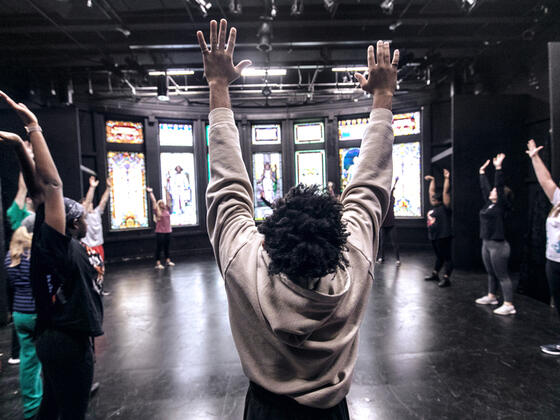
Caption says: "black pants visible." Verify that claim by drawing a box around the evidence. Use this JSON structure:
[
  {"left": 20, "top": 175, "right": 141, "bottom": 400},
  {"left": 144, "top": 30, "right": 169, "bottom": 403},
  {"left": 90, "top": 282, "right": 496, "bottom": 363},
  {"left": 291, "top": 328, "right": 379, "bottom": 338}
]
[
  {"left": 379, "top": 226, "right": 400, "bottom": 260},
  {"left": 546, "top": 259, "right": 560, "bottom": 319},
  {"left": 244, "top": 382, "right": 350, "bottom": 420},
  {"left": 11, "top": 323, "right": 20, "bottom": 358},
  {"left": 431, "top": 237, "right": 453, "bottom": 277},
  {"left": 36, "top": 329, "right": 94, "bottom": 420},
  {"left": 155, "top": 232, "right": 171, "bottom": 262},
  {"left": 482, "top": 240, "right": 513, "bottom": 302}
]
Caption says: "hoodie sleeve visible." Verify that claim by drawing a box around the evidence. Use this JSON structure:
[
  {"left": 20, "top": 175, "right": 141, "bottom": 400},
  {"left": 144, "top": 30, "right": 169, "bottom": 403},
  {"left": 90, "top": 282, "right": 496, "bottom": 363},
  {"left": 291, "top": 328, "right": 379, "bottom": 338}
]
[
  {"left": 206, "top": 108, "right": 257, "bottom": 276},
  {"left": 340, "top": 108, "right": 394, "bottom": 262}
]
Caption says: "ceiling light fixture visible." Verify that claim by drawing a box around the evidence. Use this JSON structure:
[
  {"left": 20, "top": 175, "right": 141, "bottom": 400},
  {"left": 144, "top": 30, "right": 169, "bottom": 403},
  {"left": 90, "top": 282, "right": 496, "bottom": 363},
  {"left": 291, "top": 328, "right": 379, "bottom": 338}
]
[
  {"left": 323, "top": 0, "right": 338, "bottom": 16},
  {"left": 242, "top": 68, "right": 287, "bottom": 77},
  {"left": 190, "top": 0, "right": 212, "bottom": 17},
  {"left": 460, "top": 0, "right": 477, "bottom": 12},
  {"left": 389, "top": 20, "right": 402, "bottom": 31},
  {"left": 380, "top": 0, "right": 394, "bottom": 15},
  {"left": 290, "top": 0, "right": 303, "bottom": 16},
  {"left": 157, "top": 76, "right": 170, "bottom": 101},
  {"left": 149, "top": 70, "right": 195, "bottom": 76},
  {"left": 229, "top": 0, "right": 242, "bottom": 15},
  {"left": 257, "top": 21, "right": 273, "bottom": 53},
  {"left": 332, "top": 66, "right": 368, "bottom": 72}
]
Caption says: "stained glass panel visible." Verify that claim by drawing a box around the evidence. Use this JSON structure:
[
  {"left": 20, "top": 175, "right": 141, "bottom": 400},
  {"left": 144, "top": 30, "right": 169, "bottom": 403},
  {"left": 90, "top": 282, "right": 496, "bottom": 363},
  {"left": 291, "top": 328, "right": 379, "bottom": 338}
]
[
  {"left": 392, "top": 142, "right": 422, "bottom": 217},
  {"left": 106, "top": 120, "right": 144, "bottom": 144},
  {"left": 338, "top": 111, "right": 421, "bottom": 140},
  {"left": 107, "top": 151, "right": 148, "bottom": 230},
  {"left": 393, "top": 112, "right": 421, "bottom": 136},
  {"left": 339, "top": 147, "right": 361, "bottom": 191},
  {"left": 295, "top": 150, "right": 326, "bottom": 187},
  {"left": 160, "top": 153, "right": 197, "bottom": 226},
  {"left": 159, "top": 123, "right": 193, "bottom": 146},
  {"left": 252, "top": 123, "right": 281, "bottom": 145},
  {"left": 294, "top": 122, "right": 324, "bottom": 144},
  {"left": 253, "top": 153, "right": 283, "bottom": 220},
  {"left": 338, "top": 118, "right": 369, "bottom": 141}
]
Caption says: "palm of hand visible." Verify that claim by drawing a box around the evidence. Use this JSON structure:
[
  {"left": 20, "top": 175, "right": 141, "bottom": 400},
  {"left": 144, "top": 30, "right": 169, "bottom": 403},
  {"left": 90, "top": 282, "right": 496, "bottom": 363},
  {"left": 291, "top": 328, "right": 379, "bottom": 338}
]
[{"left": 203, "top": 52, "right": 240, "bottom": 85}]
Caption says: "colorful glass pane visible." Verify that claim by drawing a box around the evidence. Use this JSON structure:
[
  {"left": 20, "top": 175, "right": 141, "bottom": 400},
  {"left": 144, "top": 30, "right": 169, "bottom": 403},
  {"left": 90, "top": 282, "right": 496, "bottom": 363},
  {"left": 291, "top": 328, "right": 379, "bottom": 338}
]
[
  {"left": 392, "top": 142, "right": 422, "bottom": 217},
  {"left": 160, "top": 153, "right": 197, "bottom": 226},
  {"left": 294, "top": 122, "right": 324, "bottom": 144},
  {"left": 393, "top": 112, "right": 421, "bottom": 136},
  {"left": 339, "top": 148, "right": 361, "bottom": 191},
  {"left": 107, "top": 151, "right": 148, "bottom": 229},
  {"left": 252, "top": 124, "right": 281, "bottom": 145},
  {"left": 338, "top": 111, "right": 421, "bottom": 140},
  {"left": 338, "top": 118, "right": 369, "bottom": 141},
  {"left": 253, "top": 153, "right": 283, "bottom": 220},
  {"left": 106, "top": 120, "right": 144, "bottom": 144},
  {"left": 295, "top": 150, "right": 326, "bottom": 187},
  {"left": 159, "top": 123, "right": 193, "bottom": 146}
]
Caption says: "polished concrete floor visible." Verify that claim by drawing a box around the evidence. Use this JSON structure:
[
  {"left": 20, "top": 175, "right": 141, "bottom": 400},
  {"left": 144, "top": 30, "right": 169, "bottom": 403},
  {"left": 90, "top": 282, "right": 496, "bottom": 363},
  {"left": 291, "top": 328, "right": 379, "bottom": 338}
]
[{"left": 1, "top": 249, "right": 560, "bottom": 419}]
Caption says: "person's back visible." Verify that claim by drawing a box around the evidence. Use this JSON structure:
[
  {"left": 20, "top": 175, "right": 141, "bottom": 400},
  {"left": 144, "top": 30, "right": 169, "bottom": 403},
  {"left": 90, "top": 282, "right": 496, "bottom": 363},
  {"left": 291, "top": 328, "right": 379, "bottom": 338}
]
[{"left": 199, "top": 19, "right": 399, "bottom": 417}]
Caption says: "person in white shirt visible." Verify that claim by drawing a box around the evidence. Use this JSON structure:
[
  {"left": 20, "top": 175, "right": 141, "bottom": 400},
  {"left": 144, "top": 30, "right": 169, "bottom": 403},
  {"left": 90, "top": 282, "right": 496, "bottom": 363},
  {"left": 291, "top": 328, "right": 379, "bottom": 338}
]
[
  {"left": 526, "top": 139, "right": 560, "bottom": 355},
  {"left": 80, "top": 176, "right": 111, "bottom": 261}
]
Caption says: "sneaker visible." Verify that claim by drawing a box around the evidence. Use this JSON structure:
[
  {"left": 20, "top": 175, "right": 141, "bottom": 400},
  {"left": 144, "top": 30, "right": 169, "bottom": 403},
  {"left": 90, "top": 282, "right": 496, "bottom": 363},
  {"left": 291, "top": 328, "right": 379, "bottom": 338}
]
[
  {"left": 475, "top": 295, "right": 498, "bottom": 305},
  {"left": 493, "top": 304, "right": 516, "bottom": 316},
  {"left": 424, "top": 274, "right": 439, "bottom": 281},
  {"left": 438, "top": 277, "right": 451, "bottom": 288},
  {"left": 166, "top": 261, "right": 175, "bottom": 267},
  {"left": 376, "top": 258, "right": 384, "bottom": 264},
  {"left": 155, "top": 263, "right": 164, "bottom": 270},
  {"left": 396, "top": 260, "right": 401, "bottom": 267},
  {"left": 8, "top": 358, "right": 20, "bottom": 365},
  {"left": 90, "top": 382, "right": 100, "bottom": 396},
  {"left": 540, "top": 344, "right": 560, "bottom": 356}
]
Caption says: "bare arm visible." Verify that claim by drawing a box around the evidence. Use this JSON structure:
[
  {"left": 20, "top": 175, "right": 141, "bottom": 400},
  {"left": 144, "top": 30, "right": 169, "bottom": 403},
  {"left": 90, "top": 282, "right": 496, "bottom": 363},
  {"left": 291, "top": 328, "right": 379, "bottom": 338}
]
[
  {"left": 14, "top": 173, "right": 28, "bottom": 209},
  {"left": 0, "top": 92, "right": 65, "bottom": 234},
  {"left": 83, "top": 176, "right": 98, "bottom": 211},
  {"left": 442, "top": 169, "right": 451, "bottom": 208},
  {"left": 147, "top": 188, "right": 161, "bottom": 218},
  {"left": 425, "top": 175, "right": 437, "bottom": 206},
  {"left": 96, "top": 178, "right": 112, "bottom": 212},
  {"left": 526, "top": 139, "right": 557, "bottom": 201}
]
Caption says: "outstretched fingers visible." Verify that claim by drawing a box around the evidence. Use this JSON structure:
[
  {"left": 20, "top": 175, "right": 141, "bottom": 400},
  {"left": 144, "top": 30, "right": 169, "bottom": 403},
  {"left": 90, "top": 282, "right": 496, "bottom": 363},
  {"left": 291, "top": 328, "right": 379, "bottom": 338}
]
[
  {"left": 376, "top": 41, "right": 384, "bottom": 65},
  {"left": 218, "top": 19, "right": 227, "bottom": 50},
  {"left": 226, "top": 27, "right": 237, "bottom": 55},
  {"left": 0, "top": 90, "right": 19, "bottom": 109},
  {"left": 234, "top": 59, "right": 252, "bottom": 75},
  {"left": 367, "top": 45, "right": 375, "bottom": 68},
  {"left": 392, "top": 49, "right": 400, "bottom": 67},
  {"left": 197, "top": 31, "right": 209, "bottom": 54},
  {"left": 354, "top": 72, "right": 366, "bottom": 86},
  {"left": 209, "top": 20, "right": 218, "bottom": 51}
]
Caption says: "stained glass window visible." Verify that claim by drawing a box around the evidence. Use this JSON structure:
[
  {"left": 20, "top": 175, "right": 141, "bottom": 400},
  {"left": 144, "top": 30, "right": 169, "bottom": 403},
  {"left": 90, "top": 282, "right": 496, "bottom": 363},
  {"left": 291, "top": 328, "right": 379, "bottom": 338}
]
[
  {"left": 339, "top": 147, "right": 361, "bottom": 191},
  {"left": 392, "top": 142, "right": 422, "bottom": 217},
  {"left": 160, "top": 153, "right": 197, "bottom": 226},
  {"left": 159, "top": 123, "right": 193, "bottom": 146},
  {"left": 338, "top": 118, "right": 369, "bottom": 141},
  {"left": 252, "top": 124, "right": 281, "bottom": 145},
  {"left": 253, "top": 153, "right": 283, "bottom": 220},
  {"left": 106, "top": 120, "right": 144, "bottom": 144},
  {"left": 107, "top": 151, "right": 148, "bottom": 230},
  {"left": 294, "top": 122, "right": 324, "bottom": 144},
  {"left": 393, "top": 112, "right": 421, "bottom": 136},
  {"left": 295, "top": 150, "right": 326, "bottom": 187},
  {"left": 339, "top": 143, "right": 422, "bottom": 217}
]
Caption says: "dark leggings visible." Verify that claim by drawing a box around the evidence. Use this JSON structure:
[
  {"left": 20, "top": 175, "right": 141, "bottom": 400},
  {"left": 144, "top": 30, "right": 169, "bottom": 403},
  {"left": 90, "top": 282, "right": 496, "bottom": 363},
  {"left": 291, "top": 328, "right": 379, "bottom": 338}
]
[
  {"left": 244, "top": 382, "right": 350, "bottom": 420},
  {"left": 546, "top": 259, "right": 560, "bottom": 319},
  {"left": 36, "top": 329, "right": 94, "bottom": 420},
  {"left": 379, "top": 226, "right": 400, "bottom": 260},
  {"left": 11, "top": 323, "right": 20, "bottom": 359},
  {"left": 481, "top": 239, "right": 513, "bottom": 302},
  {"left": 155, "top": 232, "right": 171, "bottom": 262},
  {"left": 432, "top": 237, "right": 453, "bottom": 277}
]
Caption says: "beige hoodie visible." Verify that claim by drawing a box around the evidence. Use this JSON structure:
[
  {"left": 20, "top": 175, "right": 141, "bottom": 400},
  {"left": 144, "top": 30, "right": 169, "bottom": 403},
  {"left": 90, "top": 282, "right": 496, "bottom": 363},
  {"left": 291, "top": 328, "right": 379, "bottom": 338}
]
[{"left": 206, "top": 106, "right": 393, "bottom": 409}]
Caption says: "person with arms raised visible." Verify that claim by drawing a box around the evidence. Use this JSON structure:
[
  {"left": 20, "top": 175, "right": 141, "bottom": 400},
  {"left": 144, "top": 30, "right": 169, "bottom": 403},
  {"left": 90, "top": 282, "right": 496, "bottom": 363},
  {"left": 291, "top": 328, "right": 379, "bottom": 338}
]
[{"left": 199, "top": 19, "right": 398, "bottom": 418}]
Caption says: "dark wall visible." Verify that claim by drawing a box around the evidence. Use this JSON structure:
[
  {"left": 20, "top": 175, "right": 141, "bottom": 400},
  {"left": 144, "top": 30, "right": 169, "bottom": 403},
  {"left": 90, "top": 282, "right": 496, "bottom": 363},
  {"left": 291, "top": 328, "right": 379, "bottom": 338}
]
[
  {"left": 452, "top": 95, "right": 529, "bottom": 270},
  {"left": 0, "top": 181, "right": 6, "bottom": 325}
]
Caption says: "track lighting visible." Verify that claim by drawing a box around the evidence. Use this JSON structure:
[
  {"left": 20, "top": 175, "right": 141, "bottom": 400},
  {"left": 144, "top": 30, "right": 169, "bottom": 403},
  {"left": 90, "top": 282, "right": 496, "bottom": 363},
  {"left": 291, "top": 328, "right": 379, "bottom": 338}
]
[
  {"left": 157, "top": 76, "right": 169, "bottom": 101},
  {"left": 257, "top": 21, "right": 273, "bottom": 53},
  {"left": 229, "top": 0, "right": 242, "bottom": 15},
  {"left": 380, "top": 0, "right": 394, "bottom": 15},
  {"left": 291, "top": 0, "right": 303, "bottom": 16},
  {"left": 323, "top": 0, "right": 337, "bottom": 16}
]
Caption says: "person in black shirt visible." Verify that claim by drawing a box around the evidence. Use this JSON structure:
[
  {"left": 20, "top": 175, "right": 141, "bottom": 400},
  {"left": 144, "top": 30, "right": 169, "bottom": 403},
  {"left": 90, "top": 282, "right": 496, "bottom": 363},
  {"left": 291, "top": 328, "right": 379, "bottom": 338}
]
[
  {"left": 475, "top": 154, "right": 516, "bottom": 316},
  {"left": 0, "top": 91, "right": 103, "bottom": 420},
  {"left": 377, "top": 177, "right": 401, "bottom": 266},
  {"left": 424, "top": 169, "right": 453, "bottom": 287}
]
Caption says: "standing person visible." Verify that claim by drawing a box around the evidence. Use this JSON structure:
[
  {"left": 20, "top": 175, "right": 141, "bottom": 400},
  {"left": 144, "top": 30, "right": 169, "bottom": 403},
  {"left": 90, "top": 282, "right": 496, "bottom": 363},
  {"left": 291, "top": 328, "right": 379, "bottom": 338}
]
[
  {"left": 5, "top": 226, "right": 43, "bottom": 419},
  {"left": 377, "top": 176, "right": 401, "bottom": 266},
  {"left": 526, "top": 139, "right": 560, "bottom": 354},
  {"left": 81, "top": 176, "right": 111, "bottom": 261},
  {"left": 199, "top": 19, "right": 398, "bottom": 418},
  {"left": 475, "top": 154, "right": 516, "bottom": 315},
  {"left": 7, "top": 172, "right": 35, "bottom": 231},
  {"left": 147, "top": 187, "right": 174, "bottom": 269},
  {"left": 424, "top": 169, "right": 453, "bottom": 287},
  {"left": 0, "top": 91, "right": 103, "bottom": 420}
]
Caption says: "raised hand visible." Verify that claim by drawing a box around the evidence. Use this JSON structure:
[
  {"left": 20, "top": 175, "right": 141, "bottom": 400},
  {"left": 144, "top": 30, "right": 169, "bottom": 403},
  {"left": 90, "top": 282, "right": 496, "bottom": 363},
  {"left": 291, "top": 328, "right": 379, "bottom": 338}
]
[
  {"left": 0, "top": 91, "right": 38, "bottom": 127},
  {"left": 89, "top": 176, "right": 100, "bottom": 188},
  {"left": 443, "top": 169, "right": 450, "bottom": 179},
  {"left": 493, "top": 153, "right": 506, "bottom": 169},
  {"left": 479, "top": 159, "right": 490, "bottom": 174},
  {"left": 146, "top": 187, "right": 153, "bottom": 193},
  {"left": 197, "top": 19, "right": 252, "bottom": 86},
  {"left": 526, "top": 139, "right": 543, "bottom": 158},
  {"left": 106, "top": 177, "right": 113, "bottom": 188},
  {"left": 355, "top": 41, "right": 399, "bottom": 96},
  {"left": 0, "top": 130, "right": 24, "bottom": 147},
  {"left": 424, "top": 175, "right": 434, "bottom": 182}
]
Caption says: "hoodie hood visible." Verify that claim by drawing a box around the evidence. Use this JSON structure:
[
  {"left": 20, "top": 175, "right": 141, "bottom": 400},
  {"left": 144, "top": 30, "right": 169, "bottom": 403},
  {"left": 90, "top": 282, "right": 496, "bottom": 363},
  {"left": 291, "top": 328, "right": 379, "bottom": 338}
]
[{"left": 256, "top": 247, "right": 351, "bottom": 346}]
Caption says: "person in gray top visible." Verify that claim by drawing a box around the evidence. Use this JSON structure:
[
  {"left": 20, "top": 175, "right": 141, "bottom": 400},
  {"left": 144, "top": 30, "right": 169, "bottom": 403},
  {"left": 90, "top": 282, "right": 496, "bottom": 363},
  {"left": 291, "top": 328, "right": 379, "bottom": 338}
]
[{"left": 199, "top": 19, "right": 398, "bottom": 418}]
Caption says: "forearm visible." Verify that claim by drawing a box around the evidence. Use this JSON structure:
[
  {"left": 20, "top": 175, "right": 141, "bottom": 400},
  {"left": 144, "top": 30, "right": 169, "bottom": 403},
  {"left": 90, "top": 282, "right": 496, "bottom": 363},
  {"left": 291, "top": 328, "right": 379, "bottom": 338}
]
[
  {"left": 479, "top": 174, "right": 491, "bottom": 200},
  {"left": 14, "top": 143, "right": 41, "bottom": 202},
  {"left": 29, "top": 131, "right": 63, "bottom": 189},
  {"left": 97, "top": 189, "right": 110, "bottom": 211},
  {"left": 372, "top": 93, "right": 393, "bottom": 111},
  {"left": 428, "top": 179, "right": 436, "bottom": 198},
  {"left": 209, "top": 82, "right": 231, "bottom": 111},
  {"left": 14, "top": 187, "right": 27, "bottom": 208},
  {"left": 84, "top": 185, "right": 96, "bottom": 209},
  {"left": 531, "top": 154, "right": 557, "bottom": 200},
  {"left": 443, "top": 178, "right": 451, "bottom": 207}
]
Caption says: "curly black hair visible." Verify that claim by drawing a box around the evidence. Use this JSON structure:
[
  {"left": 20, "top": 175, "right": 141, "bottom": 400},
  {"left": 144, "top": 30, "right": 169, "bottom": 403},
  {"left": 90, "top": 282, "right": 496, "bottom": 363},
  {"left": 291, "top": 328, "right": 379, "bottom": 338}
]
[{"left": 258, "top": 184, "right": 349, "bottom": 288}]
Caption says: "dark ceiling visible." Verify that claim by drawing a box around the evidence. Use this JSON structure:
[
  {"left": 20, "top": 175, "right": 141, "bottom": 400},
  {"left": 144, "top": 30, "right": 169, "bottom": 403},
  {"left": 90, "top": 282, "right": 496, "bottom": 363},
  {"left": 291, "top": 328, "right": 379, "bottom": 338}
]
[{"left": 0, "top": 0, "right": 558, "bottom": 107}]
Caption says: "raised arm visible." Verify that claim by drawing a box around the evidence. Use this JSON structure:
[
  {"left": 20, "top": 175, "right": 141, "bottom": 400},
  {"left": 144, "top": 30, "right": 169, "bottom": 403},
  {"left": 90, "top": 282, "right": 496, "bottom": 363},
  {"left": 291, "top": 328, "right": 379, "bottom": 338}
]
[
  {"left": 526, "top": 139, "right": 557, "bottom": 201},
  {"left": 198, "top": 19, "right": 257, "bottom": 274},
  {"left": 340, "top": 40, "right": 399, "bottom": 260},
  {"left": 442, "top": 169, "right": 451, "bottom": 208},
  {"left": 425, "top": 175, "right": 437, "bottom": 206},
  {"left": 492, "top": 153, "right": 506, "bottom": 204},
  {"left": 479, "top": 159, "right": 491, "bottom": 202},
  {"left": 0, "top": 92, "right": 65, "bottom": 234},
  {"left": 83, "top": 176, "right": 98, "bottom": 211},
  {"left": 14, "top": 173, "right": 28, "bottom": 209},
  {"left": 165, "top": 188, "right": 172, "bottom": 210},
  {"left": 146, "top": 187, "right": 161, "bottom": 218},
  {"left": 96, "top": 178, "right": 112, "bottom": 213}
]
